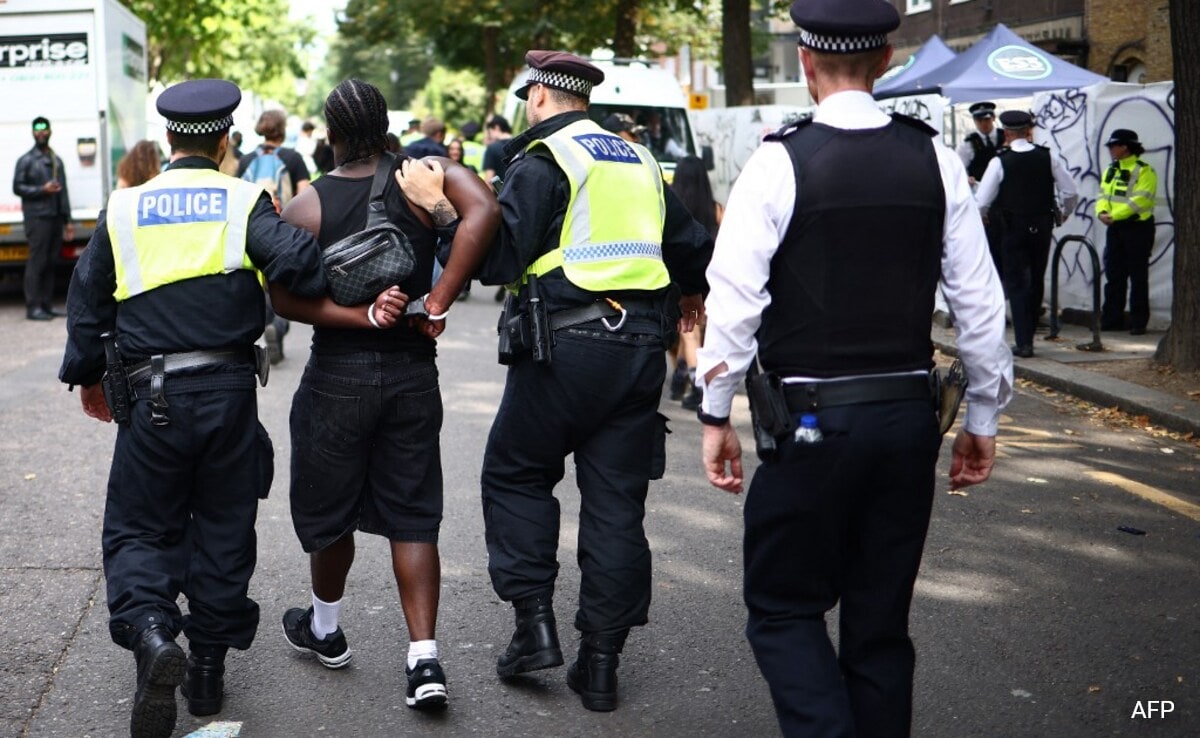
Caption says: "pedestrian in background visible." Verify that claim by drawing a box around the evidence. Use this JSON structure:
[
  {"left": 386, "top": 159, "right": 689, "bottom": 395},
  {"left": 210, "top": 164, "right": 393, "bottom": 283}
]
[
  {"left": 116, "top": 140, "right": 163, "bottom": 189},
  {"left": 975, "top": 110, "right": 1078, "bottom": 358},
  {"left": 1097, "top": 128, "right": 1157, "bottom": 335},
  {"left": 58, "top": 79, "right": 338, "bottom": 738},
  {"left": 698, "top": 1, "right": 1013, "bottom": 734},
  {"left": 237, "top": 108, "right": 312, "bottom": 365},
  {"left": 12, "top": 115, "right": 73, "bottom": 320},
  {"left": 402, "top": 50, "right": 711, "bottom": 712},
  {"left": 404, "top": 117, "right": 449, "bottom": 159},
  {"left": 482, "top": 114, "right": 513, "bottom": 183},
  {"left": 274, "top": 78, "right": 499, "bottom": 711},
  {"left": 667, "top": 154, "right": 722, "bottom": 411}
]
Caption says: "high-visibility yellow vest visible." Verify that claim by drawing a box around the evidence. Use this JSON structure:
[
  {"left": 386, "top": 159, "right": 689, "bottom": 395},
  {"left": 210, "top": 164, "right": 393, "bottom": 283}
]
[
  {"left": 106, "top": 168, "right": 265, "bottom": 301},
  {"left": 1096, "top": 156, "right": 1156, "bottom": 223},
  {"left": 462, "top": 140, "right": 485, "bottom": 172},
  {"left": 521, "top": 118, "right": 669, "bottom": 292}
]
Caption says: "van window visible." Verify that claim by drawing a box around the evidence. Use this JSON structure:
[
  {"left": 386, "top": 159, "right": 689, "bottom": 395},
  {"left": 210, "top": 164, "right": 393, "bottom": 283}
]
[{"left": 588, "top": 105, "right": 695, "bottom": 164}]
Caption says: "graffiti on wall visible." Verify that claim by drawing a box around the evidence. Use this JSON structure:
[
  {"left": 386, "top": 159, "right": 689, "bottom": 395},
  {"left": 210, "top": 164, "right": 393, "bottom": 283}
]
[{"left": 1033, "top": 81, "right": 1175, "bottom": 327}]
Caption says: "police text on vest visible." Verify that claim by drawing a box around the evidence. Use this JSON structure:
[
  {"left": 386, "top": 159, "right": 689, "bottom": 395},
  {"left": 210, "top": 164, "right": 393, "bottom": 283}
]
[
  {"left": 138, "top": 188, "right": 228, "bottom": 226},
  {"left": 573, "top": 134, "right": 640, "bottom": 164}
]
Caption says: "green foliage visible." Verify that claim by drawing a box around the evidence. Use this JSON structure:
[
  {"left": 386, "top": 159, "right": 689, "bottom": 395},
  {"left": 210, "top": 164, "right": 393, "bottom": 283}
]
[
  {"left": 413, "top": 67, "right": 488, "bottom": 128},
  {"left": 118, "top": 0, "right": 314, "bottom": 106},
  {"left": 330, "top": 7, "right": 434, "bottom": 111}
]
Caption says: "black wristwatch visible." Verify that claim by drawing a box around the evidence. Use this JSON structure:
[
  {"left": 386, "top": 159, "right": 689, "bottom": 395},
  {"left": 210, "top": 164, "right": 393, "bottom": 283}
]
[{"left": 696, "top": 408, "right": 730, "bottom": 427}]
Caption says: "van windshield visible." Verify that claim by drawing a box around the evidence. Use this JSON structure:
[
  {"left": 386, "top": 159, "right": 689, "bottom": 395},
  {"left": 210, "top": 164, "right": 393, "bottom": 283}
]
[{"left": 588, "top": 105, "right": 695, "bottom": 164}]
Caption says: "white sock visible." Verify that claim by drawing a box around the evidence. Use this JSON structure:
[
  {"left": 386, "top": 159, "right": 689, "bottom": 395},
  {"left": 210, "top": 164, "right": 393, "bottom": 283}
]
[
  {"left": 311, "top": 594, "right": 342, "bottom": 640},
  {"left": 407, "top": 639, "right": 439, "bottom": 670}
]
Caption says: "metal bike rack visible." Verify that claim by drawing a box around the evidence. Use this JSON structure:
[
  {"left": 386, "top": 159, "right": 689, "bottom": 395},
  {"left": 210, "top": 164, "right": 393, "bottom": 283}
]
[{"left": 1047, "top": 234, "right": 1104, "bottom": 351}]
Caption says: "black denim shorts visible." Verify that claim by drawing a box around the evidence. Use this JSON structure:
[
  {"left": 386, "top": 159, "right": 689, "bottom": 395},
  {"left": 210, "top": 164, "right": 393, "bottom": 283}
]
[{"left": 289, "top": 351, "right": 443, "bottom": 552}]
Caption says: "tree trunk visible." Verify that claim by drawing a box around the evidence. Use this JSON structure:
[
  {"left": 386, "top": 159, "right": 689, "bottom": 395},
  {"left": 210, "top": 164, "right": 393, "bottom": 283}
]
[
  {"left": 483, "top": 22, "right": 501, "bottom": 116},
  {"left": 1155, "top": 0, "right": 1200, "bottom": 370},
  {"left": 722, "top": 0, "right": 754, "bottom": 106},
  {"left": 613, "top": 0, "right": 638, "bottom": 59}
]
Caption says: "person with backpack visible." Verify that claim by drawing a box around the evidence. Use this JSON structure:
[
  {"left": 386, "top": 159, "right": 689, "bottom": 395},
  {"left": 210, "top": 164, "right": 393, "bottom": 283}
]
[{"left": 237, "top": 109, "right": 312, "bottom": 364}]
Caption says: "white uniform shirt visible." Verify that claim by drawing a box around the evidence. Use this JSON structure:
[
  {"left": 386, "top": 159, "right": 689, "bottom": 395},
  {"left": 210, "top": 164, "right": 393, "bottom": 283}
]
[
  {"left": 697, "top": 90, "right": 1013, "bottom": 436},
  {"left": 974, "top": 138, "right": 1079, "bottom": 217}
]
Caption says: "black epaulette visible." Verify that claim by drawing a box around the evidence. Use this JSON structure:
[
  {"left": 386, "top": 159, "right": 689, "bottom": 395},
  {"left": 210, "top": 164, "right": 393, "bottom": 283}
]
[
  {"left": 763, "top": 114, "right": 814, "bottom": 142},
  {"left": 889, "top": 113, "right": 938, "bottom": 137}
]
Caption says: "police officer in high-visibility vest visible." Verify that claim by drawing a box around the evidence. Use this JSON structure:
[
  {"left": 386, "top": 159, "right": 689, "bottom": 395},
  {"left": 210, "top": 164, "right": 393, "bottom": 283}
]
[
  {"left": 58, "top": 79, "right": 346, "bottom": 738},
  {"left": 401, "top": 50, "right": 711, "bottom": 712},
  {"left": 1097, "top": 128, "right": 1157, "bottom": 335}
]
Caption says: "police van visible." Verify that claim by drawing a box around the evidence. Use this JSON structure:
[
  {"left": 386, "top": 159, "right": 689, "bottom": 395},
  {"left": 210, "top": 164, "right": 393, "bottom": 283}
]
[{"left": 503, "top": 58, "right": 711, "bottom": 181}]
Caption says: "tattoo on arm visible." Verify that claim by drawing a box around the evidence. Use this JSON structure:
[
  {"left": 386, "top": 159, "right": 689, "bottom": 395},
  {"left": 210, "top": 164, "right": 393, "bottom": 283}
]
[{"left": 430, "top": 198, "right": 459, "bottom": 227}]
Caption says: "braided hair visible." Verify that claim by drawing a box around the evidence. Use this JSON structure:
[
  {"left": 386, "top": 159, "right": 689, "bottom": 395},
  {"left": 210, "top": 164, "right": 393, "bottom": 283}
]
[{"left": 324, "top": 79, "right": 390, "bottom": 167}]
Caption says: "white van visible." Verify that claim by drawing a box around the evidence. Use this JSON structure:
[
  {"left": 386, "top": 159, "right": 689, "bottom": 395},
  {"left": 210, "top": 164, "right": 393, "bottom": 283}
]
[{"left": 502, "top": 58, "right": 710, "bottom": 179}]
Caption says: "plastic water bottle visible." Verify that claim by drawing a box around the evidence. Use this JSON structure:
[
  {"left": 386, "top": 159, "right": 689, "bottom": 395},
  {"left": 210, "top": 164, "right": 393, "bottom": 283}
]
[{"left": 793, "top": 413, "right": 823, "bottom": 444}]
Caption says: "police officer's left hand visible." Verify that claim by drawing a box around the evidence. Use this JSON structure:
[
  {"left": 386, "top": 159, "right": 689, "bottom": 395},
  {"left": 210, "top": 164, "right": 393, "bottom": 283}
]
[
  {"left": 703, "top": 424, "right": 743, "bottom": 494},
  {"left": 80, "top": 383, "right": 113, "bottom": 423}
]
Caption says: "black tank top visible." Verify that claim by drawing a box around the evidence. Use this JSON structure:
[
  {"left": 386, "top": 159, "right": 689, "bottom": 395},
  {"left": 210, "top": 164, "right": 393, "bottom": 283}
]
[{"left": 309, "top": 155, "right": 438, "bottom": 356}]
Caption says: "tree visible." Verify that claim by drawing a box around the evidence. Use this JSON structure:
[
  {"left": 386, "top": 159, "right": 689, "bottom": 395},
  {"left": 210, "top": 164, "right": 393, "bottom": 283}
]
[
  {"left": 1156, "top": 0, "right": 1200, "bottom": 371},
  {"left": 119, "top": 0, "right": 313, "bottom": 100},
  {"left": 722, "top": 0, "right": 755, "bottom": 106}
]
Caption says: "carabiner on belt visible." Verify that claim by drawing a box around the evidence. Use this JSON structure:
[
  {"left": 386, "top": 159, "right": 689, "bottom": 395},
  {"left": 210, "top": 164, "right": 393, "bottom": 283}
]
[{"left": 601, "top": 298, "right": 627, "bottom": 332}]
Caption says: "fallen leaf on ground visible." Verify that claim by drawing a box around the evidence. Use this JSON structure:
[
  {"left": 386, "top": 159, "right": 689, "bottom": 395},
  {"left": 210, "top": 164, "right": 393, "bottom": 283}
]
[
  {"left": 947, "top": 490, "right": 969, "bottom": 497},
  {"left": 24, "top": 474, "right": 36, "bottom": 481},
  {"left": 1088, "top": 685, "right": 1101, "bottom": 693},
  {"left": 1027, "top": 477, "right": 1048, "bottom": 484}
]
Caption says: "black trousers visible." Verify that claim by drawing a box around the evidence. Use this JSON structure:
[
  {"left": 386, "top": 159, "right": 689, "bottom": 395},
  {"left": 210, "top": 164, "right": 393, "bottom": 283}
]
[
  {"left": 481, "top": 325, "right": 667, "bottom": 636},
  {"left": 999, "top": 212, "right": 1054, "bottom": 349},
  {"left": 23, "top": 216, "right": 62, "bottom": 310},
  {"left": 1101, "top": 218, "right": 1155, "bottom": 331},
  {"left": 744, "top": 399, "right": 941, "bottom": 738},
  {"left": 103, "top": 381, "right": 271, "bottom": 652}
]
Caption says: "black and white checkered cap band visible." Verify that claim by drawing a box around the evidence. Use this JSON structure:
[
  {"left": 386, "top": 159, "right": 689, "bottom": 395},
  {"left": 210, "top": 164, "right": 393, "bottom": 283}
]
[
  {"left": 799, "top": 28, "right": 888, "bottom": 54},
  {"left": 164, "top": 115, "right": 234, "bottom": 135},
  {"left": 527, "top": 67, "right": 593, "bottom": 98}
]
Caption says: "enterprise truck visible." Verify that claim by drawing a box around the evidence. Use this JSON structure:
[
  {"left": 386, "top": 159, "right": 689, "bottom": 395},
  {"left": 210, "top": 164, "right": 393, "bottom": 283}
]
[{"left": 0, "top": 0, "right": 147, "bottom": 273}]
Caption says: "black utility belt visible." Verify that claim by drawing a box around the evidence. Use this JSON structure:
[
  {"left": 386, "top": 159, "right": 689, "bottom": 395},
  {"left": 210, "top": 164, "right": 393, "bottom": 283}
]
[
  {"left": 497, "top": 294, "right": 667, "bottom": 367},
  {"left": 782, "top": 373, "right": 933, "bottom": 413},
  {"left": 126, "top": 347, "right": 261, "bottom": 386}
]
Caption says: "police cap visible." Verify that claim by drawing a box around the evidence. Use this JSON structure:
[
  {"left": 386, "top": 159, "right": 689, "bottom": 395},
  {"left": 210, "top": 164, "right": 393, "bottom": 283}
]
[
  {"left": 157, "top": 79, "right": 241, "bottom": 135},
  {"left": 789, "top": 0, "right": 900, "bottom": 54},
  {"left": 968, "top": 101, "right": 996, "bottom": 119},
  {"left": 999, "top": 110, "right": 1035, "bottom": 130},
  {"left": 1104, "top": 128, "right": 1141, "bottom": 147},
  {"left": 515, "top": 50, "right": 605, "bottom": 101}
]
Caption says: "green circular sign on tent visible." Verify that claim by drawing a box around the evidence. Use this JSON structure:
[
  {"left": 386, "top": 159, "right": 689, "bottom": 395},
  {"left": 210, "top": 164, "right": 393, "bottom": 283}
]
[{"left": 987, "top": 44, "right": 1053, "bottom": 80}]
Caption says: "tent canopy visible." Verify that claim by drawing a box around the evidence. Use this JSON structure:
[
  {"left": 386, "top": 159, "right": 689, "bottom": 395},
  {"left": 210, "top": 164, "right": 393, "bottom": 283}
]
[
  {"left": 873, "top": 35, "right": 955, "bottom": 98},
  {"left": 874, "top": 23, "right": 1107, "bottom": 103}
]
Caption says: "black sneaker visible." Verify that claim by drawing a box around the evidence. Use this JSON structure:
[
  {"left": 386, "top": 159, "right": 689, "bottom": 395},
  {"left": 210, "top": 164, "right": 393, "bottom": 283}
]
[
  {"left": 281, "top": 607, "right": 352, "bottom": 669},
  {"left": 406, "top": 658, "right": 448, "bottom": 710}
]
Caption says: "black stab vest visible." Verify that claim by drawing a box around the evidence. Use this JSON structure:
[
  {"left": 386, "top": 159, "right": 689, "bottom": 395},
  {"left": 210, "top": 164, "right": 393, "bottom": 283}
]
[
  {"left": 992, "top": 145, "right": 1055, "bottom": 216},
  {"left": 965, "top": 130, "right": 1000, "bottom": 180},
  {"left": 758, "top": 115, "right": 945, "bottom": 378}
]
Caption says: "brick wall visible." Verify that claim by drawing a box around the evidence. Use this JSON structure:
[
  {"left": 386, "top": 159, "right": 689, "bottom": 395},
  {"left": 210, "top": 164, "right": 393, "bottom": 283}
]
[{"left": 1081, "top": 0, "right": 1172, "bottom": 81}]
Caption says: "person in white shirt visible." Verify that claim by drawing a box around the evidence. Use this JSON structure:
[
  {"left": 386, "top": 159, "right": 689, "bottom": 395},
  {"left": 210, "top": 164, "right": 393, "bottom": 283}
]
[
  {"left": 974, "top": 110, "right": 1078, "bottom": 357},
  {"left": 696, "top": 0, "right": 1013, "bottom": 734}
]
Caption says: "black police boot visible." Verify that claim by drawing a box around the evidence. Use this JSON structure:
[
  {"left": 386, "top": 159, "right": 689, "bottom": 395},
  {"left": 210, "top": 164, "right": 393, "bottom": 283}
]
[
  {"left": 130, "top": 625, "right": 185, "bottom": 738},
  {"left": 567, "top": 631, "right": 626, "bottom": 712},
  {"left": 181, "top": 645, "right": 226, "bottom": 716},
  {"left": 496, "top": 594, "right": 563, "bottom": 677}
]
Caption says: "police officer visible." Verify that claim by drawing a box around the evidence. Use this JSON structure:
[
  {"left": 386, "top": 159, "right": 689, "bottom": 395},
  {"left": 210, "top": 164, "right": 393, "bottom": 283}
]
[
  {"left": 975, "top": 110, "right": 1078, "bottom": 358},
  {"left": 59, "top": 79, "right": 336, "bottom": 738},
  {"left": 12, "top": 115, "right": 74, "bottom": 320},
  {"left": 1097, "top": 128, "right": 1157, "bottom": 334},
  {"left": 957, "top": 102, "right": 1002, "bottom": 183},
  {"left": 698, "top": 1, "right": 1013, "bottom": 735},
  {"left": 402, "top": 50, "right": 711, "bottom": 711},
  {"left": 956, "top": 102, "right": 1004, "bottom": 273}
]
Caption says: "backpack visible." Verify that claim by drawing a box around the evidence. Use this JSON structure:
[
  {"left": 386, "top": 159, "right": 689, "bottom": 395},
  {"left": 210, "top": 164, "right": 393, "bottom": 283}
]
[{"left": 241, "top": 145, "right": 293, "bottom": 211}]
